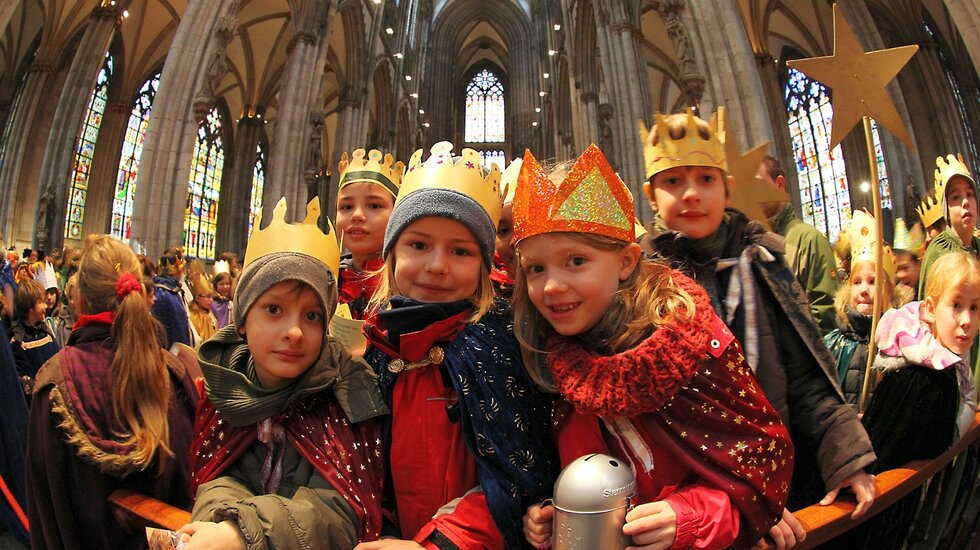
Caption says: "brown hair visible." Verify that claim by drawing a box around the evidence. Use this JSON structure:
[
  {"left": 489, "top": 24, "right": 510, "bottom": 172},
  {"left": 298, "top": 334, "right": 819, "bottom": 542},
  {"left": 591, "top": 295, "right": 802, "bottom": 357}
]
[
  {"left": 14, "top": 278, "right": 44, "bottom": 321},
  {"left": 761, "top": 155, "right": 785, "bottom": 181},
  {"left": 78, "top": 235, "right": 172, "bottom": 469},
  {"left": 512, "top": 232, "right": 695, "bottom": 390}
]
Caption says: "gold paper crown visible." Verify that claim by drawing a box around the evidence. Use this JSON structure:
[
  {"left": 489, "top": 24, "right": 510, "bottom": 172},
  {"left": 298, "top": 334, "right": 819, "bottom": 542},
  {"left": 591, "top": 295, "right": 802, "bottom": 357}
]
[
  {"left": 916, "top": 190, "right": 944, "bottom": 228},
  {"left": 499, "top": 157, "right": 522, "bottom": 205},
  {"left": 399, "top": 141, "right": 503, "bottom": 226},
  {"left": 848, "top": 210, "right": 896, "bottom": 281},
  {"left": 642, "top": 107, "right": 727, "bottom": 179},
  {"left": 244, "top": 197, "right": 341, "bottom": 276},
  {"left": 337, "top": 148, "right": 405, "bottom": 197},
  {"left": 513, "top": 144, "right": 635, "bottom": 244},
  {"left": 213, "top": 260, "right": 230, "bottom": 276},
  {"left": 933, "top": 153, "right": 975, "bottom": 208}
]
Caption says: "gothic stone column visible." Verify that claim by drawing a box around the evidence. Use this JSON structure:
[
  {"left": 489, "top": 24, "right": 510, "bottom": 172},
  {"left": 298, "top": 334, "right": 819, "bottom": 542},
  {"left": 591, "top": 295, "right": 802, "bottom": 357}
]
[
  {"left": 216, "top": 115, "right": 261, "bottom": 256},
  {"left": 266, "top": 0, "right": 333, "bottom": 222},
  {"left": 0, "top": 62, "right": 57, "bottom": 242}
]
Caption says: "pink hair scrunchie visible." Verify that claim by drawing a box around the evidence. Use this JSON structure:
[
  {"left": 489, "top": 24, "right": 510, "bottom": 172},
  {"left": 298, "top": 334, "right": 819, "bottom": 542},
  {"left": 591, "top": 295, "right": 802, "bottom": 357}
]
[{"left": 115, "top": 272, "right": 142, "bottom": 300}]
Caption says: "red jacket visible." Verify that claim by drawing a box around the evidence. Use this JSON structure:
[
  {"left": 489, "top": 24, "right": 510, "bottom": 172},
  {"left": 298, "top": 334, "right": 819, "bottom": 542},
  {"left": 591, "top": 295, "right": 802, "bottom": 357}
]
[{"left": 389, "top": 366, "right": 502, "bottom": 549}]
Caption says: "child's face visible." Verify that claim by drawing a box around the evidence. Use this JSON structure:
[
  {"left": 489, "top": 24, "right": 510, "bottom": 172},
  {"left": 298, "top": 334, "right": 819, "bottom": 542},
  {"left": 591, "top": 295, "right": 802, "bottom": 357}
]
[
  {"left": 924, "top": 281, "right": 980, "bottom": 356},
  {"left": 495, "top": 203, "right": 516, "bottom": 268},
  {"left": 336, "top": 182, "right": 394, "bottom": 263},
  {"left": 194, "top": 292, "right": 212, "bottom": 311},
  {"left": 946, "top": 177, "right": 977, "bottom": 238},
  {"left": 44, "top": 290, "right": 59, "bottom": 310},
  {"left": 28, "top": 298, "right": 46, "bottom": 325},
  {"left": 216, "top": 278, "right": 232, "bottom": 298},
  {"left": 239, "top": 281, "right": 325, "bottom": 388},
  {"left": 648, "top": 166, "right": 727, "bottom": 239},
  {"left": 393, "top": 216, "right": 482, "bottom": 303},
  {"left": 848, "top": 261, "right": 876, "bottom": 315},
  {"left": 519, "top": 233, "right": 640, "bottom": 336},
  {"left": 895, "top": 254, "right": 920, "bottom": 289}
]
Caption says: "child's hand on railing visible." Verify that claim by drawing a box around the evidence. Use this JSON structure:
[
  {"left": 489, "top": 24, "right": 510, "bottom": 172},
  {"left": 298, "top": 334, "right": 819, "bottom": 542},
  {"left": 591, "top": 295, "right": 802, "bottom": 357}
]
[{"left": 819, "top": 470, "right": 876, "bottom": 518}]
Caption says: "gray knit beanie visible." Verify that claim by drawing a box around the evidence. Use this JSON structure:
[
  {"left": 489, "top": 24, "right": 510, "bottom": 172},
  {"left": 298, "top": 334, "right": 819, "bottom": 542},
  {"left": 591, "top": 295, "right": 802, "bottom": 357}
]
[
  {"left": 233, "top": 252, "right": 338, "bottom": 329},
  {"left": 382, "top": 188, "right": 496, "bottom": 267}
]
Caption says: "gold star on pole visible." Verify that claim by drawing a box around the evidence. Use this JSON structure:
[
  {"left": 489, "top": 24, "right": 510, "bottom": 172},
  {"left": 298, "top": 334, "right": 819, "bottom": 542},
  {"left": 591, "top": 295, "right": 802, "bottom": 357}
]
[
  {"left": 786, "top": 4, "right": 917, "bottom": 150},
  {"left": 725, "top": 131, "right": 787, "bottom": 231}
]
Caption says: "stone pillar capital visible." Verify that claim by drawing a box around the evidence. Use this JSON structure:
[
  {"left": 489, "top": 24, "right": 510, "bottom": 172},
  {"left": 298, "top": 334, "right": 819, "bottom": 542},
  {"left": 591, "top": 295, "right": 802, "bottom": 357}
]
[
  {"left": 755, "top": 52, "right": 776, "bottom": 67},
  {"left": 650, "top": 0, "right": 687, "bottom": 16}
]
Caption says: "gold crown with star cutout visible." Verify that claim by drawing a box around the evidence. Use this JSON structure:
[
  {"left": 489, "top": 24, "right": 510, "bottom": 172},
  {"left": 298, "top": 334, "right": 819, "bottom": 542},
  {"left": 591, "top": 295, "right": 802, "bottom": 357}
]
[
  {"left": 933, "top": 153, "right": 976, "bottom": 203},
  {"left": 848, "top": 209, "right": 896, "bottom": 281},
  {"left": 398, "top": 141, "right": 503, "bottom": 226},
  {"left": 244, "top": 197, "right": 341, "bottom": 276},
  {"left": 337, "top": 148, "right": 405, "bottom": 197},
  {"left": 642, "top": 107, "right": 728, "bottom": 179},
  {"left": 916, "top": 190, "right": 944, "bottom": 228}
]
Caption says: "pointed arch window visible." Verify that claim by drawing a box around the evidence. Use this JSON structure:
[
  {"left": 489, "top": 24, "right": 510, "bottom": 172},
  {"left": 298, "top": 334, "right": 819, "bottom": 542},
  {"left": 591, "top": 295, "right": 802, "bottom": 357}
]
[
  {"left": 465, "top": 68, "right": 505, "bottom": 144},
  {"left": 464, "top": 68, "right": 506, "bottom": 171},
  {"left": 248, "top": 142, "right": 266, "bottom": 236},
  {"left": 112, "top": 72, "right": 160, "bottom": 241},
  {"left": 65, "top": 53, "right": 112, "bottom": 240},
  {"left": 784, "top": 66, "right": 850, "bottom": 243},
  {"left": 184, "top": 108, "right": 224, "bottom": 259}
]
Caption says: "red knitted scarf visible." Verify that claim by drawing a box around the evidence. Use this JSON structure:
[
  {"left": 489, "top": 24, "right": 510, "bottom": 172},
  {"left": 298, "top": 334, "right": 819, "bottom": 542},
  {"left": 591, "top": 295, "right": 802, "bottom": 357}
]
[{"left": 546, "top": 272, "right": 714, "bottom": 417}]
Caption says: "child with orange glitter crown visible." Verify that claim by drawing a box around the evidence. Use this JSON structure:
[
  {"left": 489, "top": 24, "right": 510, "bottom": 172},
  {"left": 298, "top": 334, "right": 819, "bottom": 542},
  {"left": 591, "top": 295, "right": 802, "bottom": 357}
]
[
  {"left": 512, "top": 144, "right": 793, "bottom": 549},
  {"left": 335, "top": 149, "right": 404, "bottom": 320}
]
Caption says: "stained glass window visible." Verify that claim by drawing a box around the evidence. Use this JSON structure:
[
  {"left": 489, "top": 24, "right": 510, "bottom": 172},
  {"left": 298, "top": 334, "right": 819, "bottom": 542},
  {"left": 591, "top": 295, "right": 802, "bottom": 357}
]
[
  {"left": 482, "top": 150, "right": 505, "bottom": 172},
  {"left": 784, "top": 67, "right": 850, "bottom": 244},
  {"left": 465, "top": 69, "right": 505, "bottom": 143},
  {"left": 65, "top": 53, "right": 112, "bottom": 240},
  {"left": 111, "top": 72, "right": 160, "bottom": 242},
  {"left": 248, "top": 142, "right": 266, "bottom": 236},
  {"left": 869, "top": 119, "right": 892, "bottom": 210},
  {"left": 184, "top": 108, "right": 224, "bottom": 259}
]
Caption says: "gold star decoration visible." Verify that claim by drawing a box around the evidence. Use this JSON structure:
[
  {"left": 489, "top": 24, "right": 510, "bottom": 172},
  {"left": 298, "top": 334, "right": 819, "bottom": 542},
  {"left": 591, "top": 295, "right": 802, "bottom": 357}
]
[
  {"left": 724, "top": 128, "right": 787, "bottom": 231},
  {"left": 786, "top": 4, "right": 917, "bottom": 150}
]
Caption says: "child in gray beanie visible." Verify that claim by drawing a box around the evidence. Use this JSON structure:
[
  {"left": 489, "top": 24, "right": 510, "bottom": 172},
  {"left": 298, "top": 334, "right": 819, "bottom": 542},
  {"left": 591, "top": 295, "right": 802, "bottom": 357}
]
[
  {"left": 360, "top": 142, "right": 558, "bottom": 549},
  {"left": 178, "top": 198, "right": 388, "bottom": 549}
]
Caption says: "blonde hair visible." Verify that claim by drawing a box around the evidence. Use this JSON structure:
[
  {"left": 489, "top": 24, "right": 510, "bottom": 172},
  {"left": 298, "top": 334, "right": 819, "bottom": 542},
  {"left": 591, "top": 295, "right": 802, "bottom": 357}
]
[
  {"left": 78, "top": 235, "right": 172, "bottom": 469},
  {"left": 924, "top": 252, "right": 980, "bottom": 306},
  {"left": 367, "top": 236, "right": 495, "bottom": 323},
  {"left": 834, "top": 259, "right": 908, "bottom": 326},
  {"left": 512, "top": 232, "right": 695, "bottom": 391}
]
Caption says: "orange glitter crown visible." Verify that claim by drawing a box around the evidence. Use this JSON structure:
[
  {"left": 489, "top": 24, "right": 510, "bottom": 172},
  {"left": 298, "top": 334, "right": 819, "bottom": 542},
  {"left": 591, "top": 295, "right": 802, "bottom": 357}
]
[{"left": 513, "top": 144, "right": 635, "bottom": 244}]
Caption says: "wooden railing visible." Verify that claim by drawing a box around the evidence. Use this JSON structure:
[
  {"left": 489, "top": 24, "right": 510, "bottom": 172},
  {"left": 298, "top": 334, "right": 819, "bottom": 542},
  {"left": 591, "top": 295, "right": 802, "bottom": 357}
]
[{"left": 108, "top": 412, "right": 980, "bottom": 546}]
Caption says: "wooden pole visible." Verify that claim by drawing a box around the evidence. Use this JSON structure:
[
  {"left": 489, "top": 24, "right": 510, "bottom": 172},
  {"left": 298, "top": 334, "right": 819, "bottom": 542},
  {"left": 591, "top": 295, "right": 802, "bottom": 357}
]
[{"left": 858, "top": 115, "right": 885, "bottom": 415}]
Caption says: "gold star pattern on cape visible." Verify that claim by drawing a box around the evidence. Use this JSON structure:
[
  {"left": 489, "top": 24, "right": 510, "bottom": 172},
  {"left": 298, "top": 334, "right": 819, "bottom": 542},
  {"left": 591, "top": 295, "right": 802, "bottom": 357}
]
[
  {"left": 724, "top": 130, "right": 787, "bottom": 231},
  {"left": 786, "top": 4, "right": 917, "bottom": 150}
]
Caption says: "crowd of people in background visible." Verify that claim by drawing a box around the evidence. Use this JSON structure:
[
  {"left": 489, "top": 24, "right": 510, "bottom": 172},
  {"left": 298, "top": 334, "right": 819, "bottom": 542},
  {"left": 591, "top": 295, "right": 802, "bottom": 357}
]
[{"left": 0, "top": 108, "right": 975, "bottom": 550}]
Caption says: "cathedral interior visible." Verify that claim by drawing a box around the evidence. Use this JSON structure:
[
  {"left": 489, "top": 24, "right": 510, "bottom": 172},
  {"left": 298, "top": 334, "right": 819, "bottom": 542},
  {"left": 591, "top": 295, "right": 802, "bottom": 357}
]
[{"left": 0, "top": 0, "right": 977, "bottom": 261}]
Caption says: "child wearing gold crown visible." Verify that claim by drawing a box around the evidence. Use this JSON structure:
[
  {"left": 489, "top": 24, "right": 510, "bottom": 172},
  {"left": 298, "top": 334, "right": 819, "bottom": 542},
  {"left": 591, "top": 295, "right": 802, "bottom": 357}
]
[
  {"left": 917, "top": 154, "right": 980, "bottom": 389},
  {"left": 511, "top": 144, "right": 792, "bottom": 549},
  {"left": 918, "top": 154, "right": 979, "bottom": 297},
  {"left": 839, "top": 251, "right": 979, "bottom": 548},
  {"left": 823, "top": 211, "right": 911, "bottom": 407},
  {"left": 356, "top": 142, "right": 557, "bottom": 550},
  {"left": 336, "top": 149, "right": 404, "bottom": 319},
  {"left": 177, "top": 198, "right": 388, "bottom": 550},
  {"left": 641, "top": 109, "right": 877, "bottom": 537}
]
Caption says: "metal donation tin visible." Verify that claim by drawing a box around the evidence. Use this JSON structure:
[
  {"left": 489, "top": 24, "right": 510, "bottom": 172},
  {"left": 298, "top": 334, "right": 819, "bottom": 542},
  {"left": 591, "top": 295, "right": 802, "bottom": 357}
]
[{"left": 550, "top": 453, "right": 636, "bottom": 550}]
